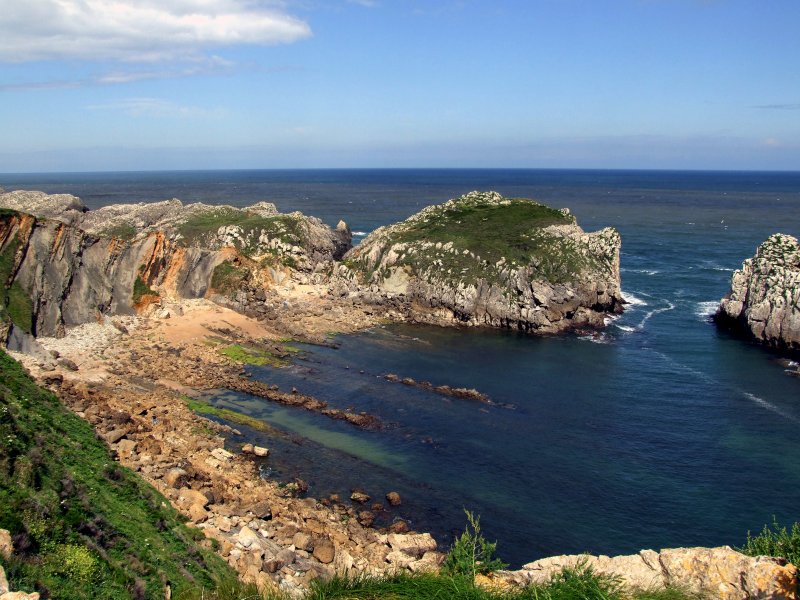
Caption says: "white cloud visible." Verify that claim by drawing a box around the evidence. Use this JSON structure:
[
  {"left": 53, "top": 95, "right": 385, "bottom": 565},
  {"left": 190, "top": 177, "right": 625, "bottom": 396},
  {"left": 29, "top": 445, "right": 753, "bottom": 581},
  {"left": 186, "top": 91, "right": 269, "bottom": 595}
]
[
  {"left": 0, "top": 0, "right": 312, "bottom": 63},
  {"left": 86, "top": 97, "right": 226, "bottom": 118}
]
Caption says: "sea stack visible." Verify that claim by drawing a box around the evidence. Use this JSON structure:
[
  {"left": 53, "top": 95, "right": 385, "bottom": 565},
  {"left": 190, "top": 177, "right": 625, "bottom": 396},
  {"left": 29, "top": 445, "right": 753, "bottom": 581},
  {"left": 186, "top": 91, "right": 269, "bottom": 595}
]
[
  {"left": 716, "top": 233, "right": 800, "bottom": 351},
  {"left": 332, "top": 191, "right": 623, "bottom": 333}
]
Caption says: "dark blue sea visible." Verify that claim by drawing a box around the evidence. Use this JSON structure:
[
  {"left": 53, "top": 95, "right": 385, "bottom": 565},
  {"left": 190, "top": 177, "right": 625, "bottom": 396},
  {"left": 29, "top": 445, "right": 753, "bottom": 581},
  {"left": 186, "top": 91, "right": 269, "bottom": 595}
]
[{"left": 3, "top": 169, "right": 800, "bottom": 566}]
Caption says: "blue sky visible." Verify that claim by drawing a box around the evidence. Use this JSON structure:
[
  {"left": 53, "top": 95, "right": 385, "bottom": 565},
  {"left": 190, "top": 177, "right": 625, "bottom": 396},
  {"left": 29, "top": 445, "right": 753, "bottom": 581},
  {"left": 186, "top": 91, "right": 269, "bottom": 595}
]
[{"left": 0, "top": 0, "right": 798, "bottom": 172}]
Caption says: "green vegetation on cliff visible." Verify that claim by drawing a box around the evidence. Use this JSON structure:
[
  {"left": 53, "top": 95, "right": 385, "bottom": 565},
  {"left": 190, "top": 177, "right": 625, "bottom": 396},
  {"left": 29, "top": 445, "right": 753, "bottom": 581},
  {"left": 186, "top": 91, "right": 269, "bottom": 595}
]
[
  {"left": 741, "top": 519, "right": 800, "bottom": 567},
  {"left": 0, "top": 231, "right": 34, "bottom": 334},
  {"left": 0, "top": 349, "right": 242, "bottom": 599},
  {"left": 178, "top": 209, "right": 306, "bottom": 256},
  {"left": 348, "top": 192, "right": 601, "bottom": 286}
]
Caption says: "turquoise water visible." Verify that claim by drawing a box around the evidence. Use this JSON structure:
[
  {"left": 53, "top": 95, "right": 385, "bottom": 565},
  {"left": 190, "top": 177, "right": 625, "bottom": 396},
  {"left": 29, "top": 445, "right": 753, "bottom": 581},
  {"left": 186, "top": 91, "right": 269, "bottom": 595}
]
[{"left": 4, "top": 168, "right": 800, "bottom": 566}]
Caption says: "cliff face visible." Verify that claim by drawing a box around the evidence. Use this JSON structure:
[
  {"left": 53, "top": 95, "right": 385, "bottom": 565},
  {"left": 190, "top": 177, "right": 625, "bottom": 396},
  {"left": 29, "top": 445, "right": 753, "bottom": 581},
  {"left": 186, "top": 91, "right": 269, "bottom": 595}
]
[
  {"left": 332, "top": 191, "right": 622, "bottom": 333},
  {"left": 716, "top": 234, "right": 800, "bottom": 351},
  {"left": 0, "top": 191, "right": 351, "bottom": 341}
]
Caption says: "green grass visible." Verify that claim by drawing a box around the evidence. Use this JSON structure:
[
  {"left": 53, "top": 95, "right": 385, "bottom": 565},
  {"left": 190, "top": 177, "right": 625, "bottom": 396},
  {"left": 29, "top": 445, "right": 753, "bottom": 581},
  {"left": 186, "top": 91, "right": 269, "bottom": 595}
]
[
  {"left": 217, "top": 343, "right": 287, "bottom": 367},
  {"left": 98, "top": 223, "right": 138, "bottom": 241},
  {"left": 307, "top": 567, "right": 699, "bottom": 600},
  {"left": 0, "top": 349, "right": 246, "bottom": 599},
  {"left": 0, "top": 229, "right": 34, "bottom": 333},
  {"left": 132, "top": 275, "right": 158, "bottom": 304},
  {"left": 740, "top": 518, "right": 800, "bottom": 566},
  {"left": 210, "top": 262, "right": 251, "bottom": 297},
  {"left": 352, "top": 195, "right": 592, "bottom": 286},
  {"left": 183, "top": 395, "right": 278, "bottom": 434},
  {"left": 177, "top": 210, "right": 306, "bottom": 257}
]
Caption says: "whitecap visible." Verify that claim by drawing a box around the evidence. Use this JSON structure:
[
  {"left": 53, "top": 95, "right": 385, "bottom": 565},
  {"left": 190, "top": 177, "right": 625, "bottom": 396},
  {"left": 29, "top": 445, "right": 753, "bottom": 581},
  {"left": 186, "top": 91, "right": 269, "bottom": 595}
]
[
  {"left": 622, "top": 291, "right": 648, "bottom": 307},
  {"left": 579, "top": 333, "right": 609, "bottom": 344},
  {"left": 615, "top": 324, "right": 636, "bottom": 333},
  {"left": 352, "top": 231, "right": 368, "bottom": 237},
  {"left": 695, "top": 301, "right": 719, "bottom": 320}
]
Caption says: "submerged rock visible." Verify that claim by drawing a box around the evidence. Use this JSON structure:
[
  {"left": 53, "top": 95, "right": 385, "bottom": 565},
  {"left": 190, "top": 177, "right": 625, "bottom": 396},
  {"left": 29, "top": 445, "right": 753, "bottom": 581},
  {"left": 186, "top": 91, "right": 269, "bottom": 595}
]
[
  {"left": 716, "top": 233, "right": 800, "bottom": 351},
  {"left": 333, "top": 191, "right": 623, "bottom": 334}
]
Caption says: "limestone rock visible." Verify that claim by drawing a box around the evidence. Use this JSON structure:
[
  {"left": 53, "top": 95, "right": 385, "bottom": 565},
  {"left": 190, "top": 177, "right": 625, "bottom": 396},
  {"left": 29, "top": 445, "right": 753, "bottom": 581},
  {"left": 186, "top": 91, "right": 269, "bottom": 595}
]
[
  {"left": 387, "top": 533, "right": 437, "bottom": 558},
  {"left": 350, "top": 491, "right": 370, "bottom": 504},
  {"left": 385, "top": 491, "right": 402, "bottom": 506},
  {"left": 333, "top": 191, "right": 622, "bottom": 334},
  {"left": 312, "top": 538, "right": 336, "bottom": 564},
  {"left": 253, "top": 446, "right": 269, "bottom": 457},
  {"left": 0, "top": 529, "right": 12, "bottom": 559},
  {"left": 0, "top": 563, "right": 8, "bottom": 595},
  {"left": 237, "top": 526, "right": 261, "bottom": 549},
  {"left": 164, "top": 468, "right": 188, "bottom": 489},
  {"left": 717, "top": 234, "right": 800, "bottom": 351},
  {"left": 499, "top": 546, "right": 797, "bottom": 600}
]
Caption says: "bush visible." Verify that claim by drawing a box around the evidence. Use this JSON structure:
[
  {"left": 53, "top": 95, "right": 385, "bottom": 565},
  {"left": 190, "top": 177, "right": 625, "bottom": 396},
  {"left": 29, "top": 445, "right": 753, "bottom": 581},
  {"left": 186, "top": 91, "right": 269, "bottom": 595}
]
[
  {"left": 442, "top": 510, "right": 508, "bottom": 577},
  {"left": 740, "top": 518, "right": 800, "bottom": 565}
]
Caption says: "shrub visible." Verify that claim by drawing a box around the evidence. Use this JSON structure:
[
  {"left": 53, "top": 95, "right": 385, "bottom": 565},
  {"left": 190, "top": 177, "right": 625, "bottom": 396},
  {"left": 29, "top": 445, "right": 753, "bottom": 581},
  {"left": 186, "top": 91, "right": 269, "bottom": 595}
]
[
  {"left": 740, "top": 518, "right": 800, "bottom": 566},
  {"left": 442, "top": 510, "right": 508, "bottom": 577}
]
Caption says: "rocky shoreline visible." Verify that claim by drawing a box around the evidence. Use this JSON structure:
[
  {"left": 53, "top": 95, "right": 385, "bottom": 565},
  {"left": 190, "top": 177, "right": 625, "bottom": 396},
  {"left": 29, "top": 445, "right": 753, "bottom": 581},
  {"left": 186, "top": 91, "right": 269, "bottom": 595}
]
[
  {"left": 8, "top": 306, "right": 443, "bottom": 598},
  {"left": 2, "top": 190, "right": 799, "bottom": 597}
]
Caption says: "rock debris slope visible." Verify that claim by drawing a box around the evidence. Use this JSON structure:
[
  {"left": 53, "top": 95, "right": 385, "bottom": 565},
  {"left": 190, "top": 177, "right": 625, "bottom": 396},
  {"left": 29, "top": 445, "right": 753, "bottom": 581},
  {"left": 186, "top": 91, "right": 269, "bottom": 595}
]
[
  {"left": 716, "top": 233, "right": 800, "bottom": 351},
  {"left": 332, "top": 191, "right": 623, "bottom": 332}
]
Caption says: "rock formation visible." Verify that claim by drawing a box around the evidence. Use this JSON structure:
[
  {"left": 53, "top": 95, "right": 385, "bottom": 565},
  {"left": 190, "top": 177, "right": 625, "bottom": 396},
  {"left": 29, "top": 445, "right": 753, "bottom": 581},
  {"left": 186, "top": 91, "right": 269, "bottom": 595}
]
[
  {"left": 0, "top": 191, "right": 351, "bottom": 341},
  {"left": 489, "top": 546, "right": 797, "bottom": 600},
  {"left": 332, "top": 191, "right": 622, "bottom": 333},
  {"left": 716, "top": 234, "right": 800, "bottom": 351}
]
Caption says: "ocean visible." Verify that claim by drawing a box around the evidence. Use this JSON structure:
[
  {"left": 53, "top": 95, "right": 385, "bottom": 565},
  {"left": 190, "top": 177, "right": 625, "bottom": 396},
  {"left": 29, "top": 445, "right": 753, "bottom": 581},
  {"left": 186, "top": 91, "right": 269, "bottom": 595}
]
[{"left": 3, "top": 168, "right": 800, "bottom": 566}]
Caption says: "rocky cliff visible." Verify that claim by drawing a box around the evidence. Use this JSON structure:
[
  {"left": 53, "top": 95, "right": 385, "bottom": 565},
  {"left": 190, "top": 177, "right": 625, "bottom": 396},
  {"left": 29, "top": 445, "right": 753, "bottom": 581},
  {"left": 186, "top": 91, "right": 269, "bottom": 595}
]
[
  {"left": 331, "top": 191, "right": 622, "bottom": 333},
  {"left": 716, "top": 233, "right": 800, "bottom": 351},
  {"left": 0, "top": 191, "right": 351, "bottom": 341}
]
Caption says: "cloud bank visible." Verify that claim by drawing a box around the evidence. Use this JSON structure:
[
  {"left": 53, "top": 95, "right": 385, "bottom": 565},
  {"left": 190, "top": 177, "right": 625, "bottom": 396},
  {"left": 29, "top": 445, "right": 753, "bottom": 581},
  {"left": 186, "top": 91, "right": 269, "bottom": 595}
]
[{"left": 0, "top": 0, "right": 312, "bottom": 63}]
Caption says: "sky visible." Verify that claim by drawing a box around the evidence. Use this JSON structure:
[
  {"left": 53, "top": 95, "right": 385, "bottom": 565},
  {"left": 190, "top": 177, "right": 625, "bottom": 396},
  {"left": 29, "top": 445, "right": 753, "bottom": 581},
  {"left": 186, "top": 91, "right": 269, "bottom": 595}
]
[{"left": 0, "top": 0, "right": 798, "bottom": 172}]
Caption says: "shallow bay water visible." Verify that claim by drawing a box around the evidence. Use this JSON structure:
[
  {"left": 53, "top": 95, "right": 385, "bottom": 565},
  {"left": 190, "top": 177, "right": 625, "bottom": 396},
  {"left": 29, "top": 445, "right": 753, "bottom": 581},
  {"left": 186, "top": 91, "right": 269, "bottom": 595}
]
[{"left": 4, "top": 168, "right": 800, "bottom": 566}]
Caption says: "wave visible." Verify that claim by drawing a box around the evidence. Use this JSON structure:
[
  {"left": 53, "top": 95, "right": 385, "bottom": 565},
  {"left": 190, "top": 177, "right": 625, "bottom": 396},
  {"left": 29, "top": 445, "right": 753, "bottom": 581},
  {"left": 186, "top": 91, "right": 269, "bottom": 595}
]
[
  {"left": 636, "top": 301, "right": 676, "bottom": 330},
  {"left": 615, "top": 324, "right": 636, "bottom": 333},
  {"left": 621, "top": 268, "right": 661, "bottom": 276},
  {"left": 622, "top": 291, "right": 648, "bottom": 307},
  {"left": 579, "top": 333, "right": 610, "bottom": 344},
  {"left": 695, "top": 301, "right": 719, "bottom": 320},
  {"left": 352, "top": 231, "right": 368, "bottom": 237},
  {"left": 743, "top": 393, "right": 800, "bottom": 424}
]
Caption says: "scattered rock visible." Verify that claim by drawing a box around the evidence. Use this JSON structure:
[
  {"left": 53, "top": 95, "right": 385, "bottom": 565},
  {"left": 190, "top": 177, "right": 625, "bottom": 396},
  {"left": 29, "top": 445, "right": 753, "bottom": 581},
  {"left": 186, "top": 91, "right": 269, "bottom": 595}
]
[
  {"left": 385, "top": 491, "right": 402, "bottom": 506},
  {"left": 350, "top": 490, "right": 370, "bottom": 504},
  {"left": 58, "top": 357, "right": 79, "bottom": 371},
  {"left": 387, "top": 533, "right": 437, "bottom": 558},
  {"left": 163, "top": 468, "right": 189, "bottom": 489},
  {"left": 0, "top": 529, "right": 13, "bottom": 560},
  {"left": 237, "top": 526, "right": 261, "bottom": 549},
  {"left": 253, "top": 446, "right": 269, "bottom": 457},
  {"left": 242, "top": 443, "right": 254, "bottom": 454},
  {"left": 312, "top": 538, "right": 336, "bottom": 564}
]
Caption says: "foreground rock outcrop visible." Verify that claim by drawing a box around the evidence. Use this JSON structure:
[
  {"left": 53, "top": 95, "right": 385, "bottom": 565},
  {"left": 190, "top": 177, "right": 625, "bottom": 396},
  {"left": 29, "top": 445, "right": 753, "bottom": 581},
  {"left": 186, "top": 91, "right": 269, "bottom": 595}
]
[
  {"left": 332, "top": 191, "right": 622, "bottom": 333},
  {"left": 492, "top": 546, "right": 797, "bottom": 600},
  {"left": 716, "top": 234, "right": 800, "bottom": 351}
]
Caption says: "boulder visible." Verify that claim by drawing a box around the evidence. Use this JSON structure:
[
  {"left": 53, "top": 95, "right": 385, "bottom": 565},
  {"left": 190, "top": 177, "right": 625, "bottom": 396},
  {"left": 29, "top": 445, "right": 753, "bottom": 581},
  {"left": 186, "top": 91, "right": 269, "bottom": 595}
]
[
  {"left": 385, "top": 491, "right": 402, "bottom": 506},
  {"left": 350, "top": 491, "right": 370, "bottom": 504},
  {"left": 387, "top": 533, "right": 437, "bottom": 558},
  {"left": 253, "top": 446, "right": 269, "bottom": 457},
  {"left": 313, "top": 537, "right": 336, "bottom": 564},
  {"left": 237, "top": 526, "right": 261, "bottom": 550},
  {"left": 163, "top": 468, "right": 188, "bottom": 489}
]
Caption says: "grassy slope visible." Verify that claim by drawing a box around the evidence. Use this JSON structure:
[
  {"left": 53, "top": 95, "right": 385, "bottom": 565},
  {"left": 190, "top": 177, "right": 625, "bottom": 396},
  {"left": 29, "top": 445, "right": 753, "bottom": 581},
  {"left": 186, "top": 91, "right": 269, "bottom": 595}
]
[{"left": 0, "top": 349, "right": 240, "bottom": 599}]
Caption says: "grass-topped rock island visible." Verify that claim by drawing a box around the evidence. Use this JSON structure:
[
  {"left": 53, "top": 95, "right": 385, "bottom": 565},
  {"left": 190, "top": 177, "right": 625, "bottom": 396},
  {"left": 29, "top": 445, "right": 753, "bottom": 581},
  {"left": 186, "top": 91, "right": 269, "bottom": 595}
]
[{"left": 332, "top": 191, "right": 623, "bottom": 333}]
